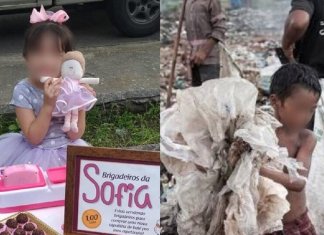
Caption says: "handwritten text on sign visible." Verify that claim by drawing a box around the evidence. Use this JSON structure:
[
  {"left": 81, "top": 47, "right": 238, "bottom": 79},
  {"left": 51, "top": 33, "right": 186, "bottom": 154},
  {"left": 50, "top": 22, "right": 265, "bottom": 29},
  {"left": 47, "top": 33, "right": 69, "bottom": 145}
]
[{"left": 77, "top": 160, "right": 160, "bottom": 235}]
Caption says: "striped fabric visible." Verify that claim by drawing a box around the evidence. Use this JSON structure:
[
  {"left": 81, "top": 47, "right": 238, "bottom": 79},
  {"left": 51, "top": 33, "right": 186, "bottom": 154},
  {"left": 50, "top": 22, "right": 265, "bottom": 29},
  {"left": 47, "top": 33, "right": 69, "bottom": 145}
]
[{"left": 266, "top": 211, "right": 317, "bottom": 235}]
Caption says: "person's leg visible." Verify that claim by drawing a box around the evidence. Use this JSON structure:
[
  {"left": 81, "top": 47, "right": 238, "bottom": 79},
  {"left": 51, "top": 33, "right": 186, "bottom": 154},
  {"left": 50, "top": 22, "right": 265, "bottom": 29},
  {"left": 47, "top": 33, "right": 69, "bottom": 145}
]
[
  {"left": 70, "top": 109, "right": 79, "bottom": 133},
  {"left": 199, "top": 64, "right": 221, "bottom": 83},
  {"left": 191, "top": 64, "right": 220, "bottom": 87},
  {"left": 191, "top": 65, "right": 202, "bottom": 87},
  {"left": 62, "top": 111, "right": 72, "bottom": 132}
]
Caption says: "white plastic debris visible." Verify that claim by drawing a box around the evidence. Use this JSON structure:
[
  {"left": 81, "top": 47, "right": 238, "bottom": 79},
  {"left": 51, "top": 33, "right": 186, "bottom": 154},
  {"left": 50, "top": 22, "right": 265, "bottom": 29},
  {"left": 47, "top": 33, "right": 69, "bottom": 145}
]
[
  {"left": 259, "top": 63, "right": 282, "bottom": 94},
  {"left": 160, "top": 78, "right": 304, "bottom": 235},
  {"left": 307, "top": 79, "right": 324, "bottom": 233}
]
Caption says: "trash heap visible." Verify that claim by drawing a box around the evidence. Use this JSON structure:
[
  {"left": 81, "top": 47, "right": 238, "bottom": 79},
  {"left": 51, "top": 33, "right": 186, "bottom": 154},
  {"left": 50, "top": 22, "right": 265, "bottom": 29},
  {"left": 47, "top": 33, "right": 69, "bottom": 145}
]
[
  {"left": 160, "top": 11, "right": 190, "bottom": 111},
  {"left": 225, "top": 7, "right": 284, "bottom": 93},
  {"left": 160, "top": 7, "right": 286, "bottom": 110}
]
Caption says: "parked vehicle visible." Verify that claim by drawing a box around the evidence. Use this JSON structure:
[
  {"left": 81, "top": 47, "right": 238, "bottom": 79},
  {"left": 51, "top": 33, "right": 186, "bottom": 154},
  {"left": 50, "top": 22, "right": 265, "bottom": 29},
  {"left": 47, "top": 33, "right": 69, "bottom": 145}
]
[{"left": 0, "top": 0, "right": 160, "bottom": 37}]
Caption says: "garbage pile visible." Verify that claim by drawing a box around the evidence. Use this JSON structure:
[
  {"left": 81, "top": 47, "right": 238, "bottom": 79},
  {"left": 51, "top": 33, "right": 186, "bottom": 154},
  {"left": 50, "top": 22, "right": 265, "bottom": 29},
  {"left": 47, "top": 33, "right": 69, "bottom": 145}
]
[
  {"left": 160, "top": 7, "right": 284, "bottom": 110},
  {"left": 160, "top": 10, "right": 190, "bottom": 111},
  {"left": 225, "top": 8, "right": 283, "bottom": 92}
]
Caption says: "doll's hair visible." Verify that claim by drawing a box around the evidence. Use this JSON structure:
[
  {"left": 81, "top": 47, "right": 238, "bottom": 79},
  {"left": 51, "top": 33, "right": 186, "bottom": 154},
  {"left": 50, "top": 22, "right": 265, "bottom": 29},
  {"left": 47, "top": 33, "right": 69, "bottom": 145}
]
[
  {"left": 23, "top": 21, "right": 74, "bottom": 57},
  {"left": 63, "top": 51, "right": 85, "bottom": 71}
]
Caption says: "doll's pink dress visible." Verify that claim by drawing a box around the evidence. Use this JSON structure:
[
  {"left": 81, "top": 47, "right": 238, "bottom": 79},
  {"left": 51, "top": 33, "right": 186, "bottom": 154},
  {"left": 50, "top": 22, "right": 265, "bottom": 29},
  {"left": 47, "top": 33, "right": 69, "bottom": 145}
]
[{"left": 52, "top": 77, "right": 97, "bottom": 116}]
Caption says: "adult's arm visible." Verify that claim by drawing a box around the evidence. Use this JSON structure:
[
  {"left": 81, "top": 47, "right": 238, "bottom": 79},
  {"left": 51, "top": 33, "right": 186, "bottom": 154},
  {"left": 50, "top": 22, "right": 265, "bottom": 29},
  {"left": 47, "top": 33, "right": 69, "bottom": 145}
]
[{"left": 282, "top": 0, "right": 314, "bottom": 61}]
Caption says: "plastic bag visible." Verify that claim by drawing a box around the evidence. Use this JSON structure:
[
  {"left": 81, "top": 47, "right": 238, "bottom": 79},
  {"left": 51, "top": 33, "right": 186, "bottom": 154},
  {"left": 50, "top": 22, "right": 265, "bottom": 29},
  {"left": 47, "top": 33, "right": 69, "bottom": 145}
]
[
  {"left": 160, "top": 78, "right": 303, "bottom": 235},
  {"left": 161, "top": 78, "right": 257, "bottom": 169}
]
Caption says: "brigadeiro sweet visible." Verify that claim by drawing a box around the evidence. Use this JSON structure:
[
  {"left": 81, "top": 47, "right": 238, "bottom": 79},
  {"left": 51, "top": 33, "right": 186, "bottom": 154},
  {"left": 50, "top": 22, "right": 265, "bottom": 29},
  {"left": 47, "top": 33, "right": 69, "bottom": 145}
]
[
  {"left": 0, "top": 231, "right": 10, "bottom": 235},
  {"left": 16, "top": 213, "right": 29, "bottom": 228},
  {"left": 24, "top": 222, "right": 36, "bottom": 231},
  {"left": 32, "top": 229, "right": 45, "bottom": 235},
  {"left": 6, "top": 218, "right": 18, "bottom": 233},
  {"left": 24, "top": 222, "right": 37, "bottom": 235},
  {"left": 0, "top": 223, "right": 5, "bottom": 233},
  {"left": 13, "top": 228, "right": 26, "bottom": 235}
]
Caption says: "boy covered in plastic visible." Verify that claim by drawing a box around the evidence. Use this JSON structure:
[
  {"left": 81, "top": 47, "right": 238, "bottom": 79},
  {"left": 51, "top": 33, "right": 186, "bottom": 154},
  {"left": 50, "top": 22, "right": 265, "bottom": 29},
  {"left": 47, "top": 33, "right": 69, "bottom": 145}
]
[{"left": 264, "top": 63, "right": 320, "bottom": 235}]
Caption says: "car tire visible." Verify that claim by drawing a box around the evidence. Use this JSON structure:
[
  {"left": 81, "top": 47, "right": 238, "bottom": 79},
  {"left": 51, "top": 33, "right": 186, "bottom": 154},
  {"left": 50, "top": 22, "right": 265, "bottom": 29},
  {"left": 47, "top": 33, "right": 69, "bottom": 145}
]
[{"left": 107, "top": 0, "right": 160, "bottom": 37}]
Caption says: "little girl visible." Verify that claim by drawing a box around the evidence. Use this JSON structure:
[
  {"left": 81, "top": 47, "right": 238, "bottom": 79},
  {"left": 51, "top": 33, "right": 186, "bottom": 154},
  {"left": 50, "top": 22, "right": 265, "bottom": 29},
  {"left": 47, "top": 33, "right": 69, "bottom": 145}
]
[{"left": 0, "top": 6, "right": 94, "bottom": 170}]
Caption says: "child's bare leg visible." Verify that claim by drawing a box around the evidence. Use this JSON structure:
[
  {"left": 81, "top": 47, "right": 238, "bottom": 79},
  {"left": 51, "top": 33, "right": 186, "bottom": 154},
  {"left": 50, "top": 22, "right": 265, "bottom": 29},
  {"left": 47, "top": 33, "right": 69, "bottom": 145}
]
[
  {"left": 70, "top": 109, "right": 79, "bottom": 133},
  {"left": 62, "top": 111, "right": 72, "bottom": 132}
]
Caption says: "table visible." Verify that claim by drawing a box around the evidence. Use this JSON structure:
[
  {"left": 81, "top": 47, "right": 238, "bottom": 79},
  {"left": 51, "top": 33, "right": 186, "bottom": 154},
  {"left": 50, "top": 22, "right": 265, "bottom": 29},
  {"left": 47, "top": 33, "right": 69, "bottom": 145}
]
[{"left": 0, "top": 206, "right": 64, "bottom": 234}]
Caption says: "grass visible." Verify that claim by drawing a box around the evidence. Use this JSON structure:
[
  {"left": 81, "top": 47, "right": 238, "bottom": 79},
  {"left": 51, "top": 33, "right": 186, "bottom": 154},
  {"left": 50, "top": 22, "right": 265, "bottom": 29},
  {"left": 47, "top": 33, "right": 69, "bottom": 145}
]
[
  {"left": 0, "top": 114, "right": 19, "bottom": 134},
  {"left": 84, "top": 103, "right": 160, "bottom": 147},
  {"left": 0, "top": 103, "right": 160, "bottom": 148}
]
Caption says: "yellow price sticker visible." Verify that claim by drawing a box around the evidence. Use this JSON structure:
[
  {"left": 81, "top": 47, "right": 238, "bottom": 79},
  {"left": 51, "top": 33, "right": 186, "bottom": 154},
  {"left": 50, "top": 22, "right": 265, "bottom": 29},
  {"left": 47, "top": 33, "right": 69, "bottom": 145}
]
[{"left": 82, "top": 209, "right": 102, "bottom": 229}]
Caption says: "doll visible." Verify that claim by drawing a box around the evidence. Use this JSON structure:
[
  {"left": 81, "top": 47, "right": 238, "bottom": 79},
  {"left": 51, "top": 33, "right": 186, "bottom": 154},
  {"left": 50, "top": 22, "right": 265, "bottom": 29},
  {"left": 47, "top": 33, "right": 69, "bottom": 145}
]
[{"left": 41, "top": 51, "right": 99, "bottom": 133}]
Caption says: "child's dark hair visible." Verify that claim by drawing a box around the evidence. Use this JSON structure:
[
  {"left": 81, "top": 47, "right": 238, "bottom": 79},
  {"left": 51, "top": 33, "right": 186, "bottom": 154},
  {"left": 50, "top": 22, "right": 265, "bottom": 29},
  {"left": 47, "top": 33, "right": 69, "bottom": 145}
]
[
  {"left": 23, "top": 21, "right": 74, "bottom": 57},
  {"left": 270, "top": 63, "right": 322, "bottom": 101}
]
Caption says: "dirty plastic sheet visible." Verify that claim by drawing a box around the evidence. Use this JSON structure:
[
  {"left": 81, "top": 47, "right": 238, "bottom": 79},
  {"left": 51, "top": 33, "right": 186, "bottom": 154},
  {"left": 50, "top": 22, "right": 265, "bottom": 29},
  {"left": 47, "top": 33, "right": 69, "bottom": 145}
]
[
  {"left": 161, "top": 78, "right": 256, "bottom": 169},
  {"left": 160, "top": 78, "right": 303, "bottom": 235}
]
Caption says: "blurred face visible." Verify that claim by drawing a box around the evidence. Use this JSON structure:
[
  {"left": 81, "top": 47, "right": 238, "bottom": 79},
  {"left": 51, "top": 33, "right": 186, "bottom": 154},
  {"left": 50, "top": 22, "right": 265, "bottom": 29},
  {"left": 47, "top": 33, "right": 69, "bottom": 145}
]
[
  {"left": 271, "top": 87, "right": 319, "bottom": 130},
  {"left": 25, "top": 32, "right": 64, "bottom": 81}
]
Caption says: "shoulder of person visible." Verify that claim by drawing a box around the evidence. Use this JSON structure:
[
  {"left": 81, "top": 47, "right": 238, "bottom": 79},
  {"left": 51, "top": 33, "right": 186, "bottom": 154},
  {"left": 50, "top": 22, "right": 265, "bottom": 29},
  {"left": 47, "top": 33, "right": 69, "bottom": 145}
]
[
  {"left": 13, "top": 79, "right": 32, "bottom": 92},
  {"left": 300, "top": 129, "right": 317, "bottom": 149},
  {"left": 290, "top": 0, "right": 315, "bottom": 16},
  {"left": 10, "top": 79, "right": 34, "bottom": 110}
]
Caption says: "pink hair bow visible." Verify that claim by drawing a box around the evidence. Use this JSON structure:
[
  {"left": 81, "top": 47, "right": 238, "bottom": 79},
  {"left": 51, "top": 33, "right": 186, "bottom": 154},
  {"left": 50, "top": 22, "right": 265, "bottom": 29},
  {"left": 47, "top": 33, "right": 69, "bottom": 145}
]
[{"left": 30, "top": 5, "right": 69, "bottom": 24}]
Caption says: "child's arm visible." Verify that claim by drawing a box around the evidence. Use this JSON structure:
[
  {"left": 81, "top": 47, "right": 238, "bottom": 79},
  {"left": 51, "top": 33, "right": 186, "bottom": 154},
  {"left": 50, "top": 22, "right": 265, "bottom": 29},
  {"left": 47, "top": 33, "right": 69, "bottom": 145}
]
[
  {"left": 67, "top": 110, "right": 86, "bottom": 141},
  {"left": 16, "top": 78, "right": 62, "bottom": 145},
  {"left": 260, "top": 131, "right": 316, "bottom": 192},
  {"left": 16, "top": 106, "right": 53, "bottom": 145},
  {"left": 260, "top": 166, "right": 306, "bottom": 192}
]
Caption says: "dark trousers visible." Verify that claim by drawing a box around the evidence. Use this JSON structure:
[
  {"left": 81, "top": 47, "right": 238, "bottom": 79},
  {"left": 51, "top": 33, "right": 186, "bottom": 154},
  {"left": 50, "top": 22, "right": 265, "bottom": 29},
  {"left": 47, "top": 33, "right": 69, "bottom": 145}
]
[{"left": 191, "top": 64, "right": 220, "bottom": 87}]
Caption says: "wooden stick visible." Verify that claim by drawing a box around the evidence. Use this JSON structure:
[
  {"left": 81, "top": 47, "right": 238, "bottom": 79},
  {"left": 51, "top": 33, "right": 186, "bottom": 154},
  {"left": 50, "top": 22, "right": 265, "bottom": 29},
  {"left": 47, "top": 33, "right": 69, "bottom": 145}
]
[{"left": 166, "top": 0, "right": 187, "bottom": 108}]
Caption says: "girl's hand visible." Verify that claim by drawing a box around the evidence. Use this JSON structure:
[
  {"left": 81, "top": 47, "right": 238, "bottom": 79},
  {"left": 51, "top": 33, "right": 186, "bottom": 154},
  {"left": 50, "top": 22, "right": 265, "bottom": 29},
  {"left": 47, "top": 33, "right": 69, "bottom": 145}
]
[
  {"left": 44, "top": 77, "right": 62, "bottom": 109},
  {"left": 81, "top": 83, "right": 96, "bottom": 97}
]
